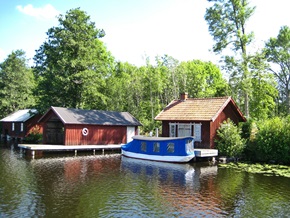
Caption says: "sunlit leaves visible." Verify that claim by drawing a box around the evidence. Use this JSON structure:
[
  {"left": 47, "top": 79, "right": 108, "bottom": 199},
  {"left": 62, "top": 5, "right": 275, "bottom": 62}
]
[
  {"left": 33, "top": 8, "right": 113, "bottom": 112},
  {"left": 0, "top": 50, "right": 35, "bottom": 116}
]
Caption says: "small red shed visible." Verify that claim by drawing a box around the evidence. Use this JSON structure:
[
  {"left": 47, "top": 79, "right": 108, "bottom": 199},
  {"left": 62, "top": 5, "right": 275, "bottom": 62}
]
[
  {"left": 0, "top": 109, "right": 42, "bottom": 141},
  {"left": 155, "top": 94, "right": 246, "bottom": 149},
  {"left": 38, "top": 106, "right": 142, "bottom": 145}
]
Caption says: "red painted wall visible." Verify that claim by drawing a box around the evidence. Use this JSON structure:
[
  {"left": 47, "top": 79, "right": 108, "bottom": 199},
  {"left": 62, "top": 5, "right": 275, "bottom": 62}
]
[
  {"left": 1, "top": 114, "right": 43, "bottom": 140},
  {"left": 65, "top": 124, "right": 127, "bottom": 145}
]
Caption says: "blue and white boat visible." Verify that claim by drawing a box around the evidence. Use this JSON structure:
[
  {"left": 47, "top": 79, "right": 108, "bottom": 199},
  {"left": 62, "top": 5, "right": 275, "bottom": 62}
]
[{"left": 121, "top": 135, "right": 195, "bottom": 163}]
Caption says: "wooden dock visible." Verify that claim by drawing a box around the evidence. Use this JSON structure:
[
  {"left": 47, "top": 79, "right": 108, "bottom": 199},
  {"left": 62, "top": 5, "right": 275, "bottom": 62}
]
[
  {"left": 194, "top": 148, "right": 218, "bottom": 162},
  {"left": 18, "top": 144, "right": 218, "bottom": 160},
  {"left": 18, "top": 144, "right": 122, "bottom": 158},
  {"left": 194, "top": 149, "right": 218, "bottom": 157}
]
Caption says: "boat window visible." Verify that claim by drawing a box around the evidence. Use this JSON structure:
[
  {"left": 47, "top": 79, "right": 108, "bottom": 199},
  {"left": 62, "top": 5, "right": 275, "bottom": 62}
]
[
  {"left": 167, "top": 143, "right": 174, "bottom": 153},
  {"left": 141, "top": 142, "right": 147, "bottom": 152},
  {"left": 186, "top": 139, "right": 194, "bottom": 153},
  {"left": 153, "top": 142, "right": 160, "bottom": 152}
]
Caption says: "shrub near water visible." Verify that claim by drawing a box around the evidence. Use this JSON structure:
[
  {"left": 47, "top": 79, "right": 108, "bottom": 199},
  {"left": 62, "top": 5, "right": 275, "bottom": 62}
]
[
  {"left": 253, "top": 116, "right": 290, "bottom": 164},
  {"left": 215, "top": 119, "right": 245, "bottom": 158}
]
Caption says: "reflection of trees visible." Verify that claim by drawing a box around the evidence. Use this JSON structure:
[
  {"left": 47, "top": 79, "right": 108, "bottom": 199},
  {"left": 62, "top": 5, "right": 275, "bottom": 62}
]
[
  {"left": 216, "top": 168, "right": 290, "bottom": 217},
  {"left": 29, "top": 155, "right": 122, "bottom": 217},
  {"left": 0, "top": 148, "right": 45, "bottom": 217}
]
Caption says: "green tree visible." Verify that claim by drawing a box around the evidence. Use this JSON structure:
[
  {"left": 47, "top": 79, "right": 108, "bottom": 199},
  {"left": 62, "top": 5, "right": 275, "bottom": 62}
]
[
  {"left": 264, "top": 26, "right": 290, "bottom": 114},
  {"left": 248, "top": 52, "right": 278, "bottom": 119},
  {"left": 176, "top": 60, "right": 229, "bottom": 98},
  {"left": 0, "top": 50, "right": 35, "bottom": 116},
  {"left": 215, "top": 119, "right": 245, "bottom": 158},
  {"left": 205, "top": 0, "right": 255, "bottom": 118},
  {"left": 33, "top": 8, "right": 113, "bottom": 112}
]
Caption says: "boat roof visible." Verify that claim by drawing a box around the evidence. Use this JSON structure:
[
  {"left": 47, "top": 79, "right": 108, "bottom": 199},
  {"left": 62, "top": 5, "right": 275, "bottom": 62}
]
[{"left": 132, "top": 135, "right": 194, "bottom": 141}]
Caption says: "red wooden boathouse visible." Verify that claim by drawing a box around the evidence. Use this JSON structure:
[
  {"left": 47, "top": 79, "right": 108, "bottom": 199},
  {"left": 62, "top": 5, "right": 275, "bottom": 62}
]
[
  {"left": 38, "top": 106, "right": 142, "bottom": 145},
  {"left": 155, "top": 93, "right": 246, "bottom": 149},
  {"left": 0, "top": 109, "right": 42, "bottom": 141}
]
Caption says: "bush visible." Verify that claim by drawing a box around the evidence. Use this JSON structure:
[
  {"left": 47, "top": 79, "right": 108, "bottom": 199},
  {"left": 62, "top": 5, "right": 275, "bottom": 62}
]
[
  {"left": 215, "top": 119, "right": 246, "bottom": 158},
  {"left": 252, "top": 116, "right": 290, "bottom": 164},
  {"left": 24, "top": 125, "right": 43, "bottom": 144}
]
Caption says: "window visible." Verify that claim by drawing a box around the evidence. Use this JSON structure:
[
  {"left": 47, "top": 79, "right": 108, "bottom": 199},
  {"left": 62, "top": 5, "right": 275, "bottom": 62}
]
[
  {"left": 153, "top": 142, "right": 160, "bottom": 153},
  {"left": 141, "top": 142, "right": 147, "bottom": 152},
  {"left": 20, "top": 123, "right": 24, "bottom": 132},
  {"left": 169, "top": 123, "right": 176, "bottom": 137},
  {"left": 168, "top": 123, "right": 202, "bottom": 141},
  {"left": 186, "top": 139, "right": 194, "bottom": 153},
  {"left": 194, "top": 124, "right": 202, "bottom": 141},
  {"left": 178, "top": 124, "right": 191, "bottom": 137},
  {"left": 12, "top": 123, "right": 15, "bottom": 131},
  {"left": 167, "top": 143, "right": 174, "bottom": 153}
]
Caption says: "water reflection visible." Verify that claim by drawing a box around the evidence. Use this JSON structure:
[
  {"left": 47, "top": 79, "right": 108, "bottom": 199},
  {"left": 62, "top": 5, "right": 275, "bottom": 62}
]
[
  {"left": 121, "top": 157, "right": 223, "bottom": 217},
  {"left": 1, "top": 145, "right": 290, "bottom": 218}
]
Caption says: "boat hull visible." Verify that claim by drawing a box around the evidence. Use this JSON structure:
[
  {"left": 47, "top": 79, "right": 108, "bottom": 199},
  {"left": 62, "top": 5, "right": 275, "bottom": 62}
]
[{"left": 122, "top": 150, "right": 195, "bottom": 163}]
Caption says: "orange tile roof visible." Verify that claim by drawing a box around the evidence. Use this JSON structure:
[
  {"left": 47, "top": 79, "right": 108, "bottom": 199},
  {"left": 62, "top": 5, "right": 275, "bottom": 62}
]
[{"left": 155, "top": 96, "right": 245, "bottom": 121}]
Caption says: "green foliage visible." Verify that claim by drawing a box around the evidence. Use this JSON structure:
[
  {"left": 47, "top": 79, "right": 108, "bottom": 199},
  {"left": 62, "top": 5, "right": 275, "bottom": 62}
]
[
  {"left": 215, "top": 119, "right": 246, "bottom": 158},
  {"left": 264, "top": 26, "right": 290, "bottom": 114},
  {"left": 219, "top": 162, "right": 290, "bottom": 178},
  {"left": 0, "top": 50, "right": 36, "bottom": 117},
  {"left": 205, "top": 0, "right": 256, "bottom": 117},
  {"left": 251, "top": 116, "right": 290, "bottom": 164},
  {"left": 176, "top": 60, "right": 229, "bottom": 98},
  {"left": 33, "top": 8, "right": 113, "bottom": 112},
  {"left": 24, "top": 125, "right": 43, "bottom": 144}
]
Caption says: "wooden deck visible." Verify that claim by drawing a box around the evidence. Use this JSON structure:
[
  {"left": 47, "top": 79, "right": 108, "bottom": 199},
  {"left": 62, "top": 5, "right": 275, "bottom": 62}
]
[
  {"left": 194, "top": 149, "right": 218, "bottom": 157},
  {"left": 18, "top": 144, "right": 218, "bottom": 160},
  {"left": 18, "top": 144, "right": 122, "bottom": 158}
]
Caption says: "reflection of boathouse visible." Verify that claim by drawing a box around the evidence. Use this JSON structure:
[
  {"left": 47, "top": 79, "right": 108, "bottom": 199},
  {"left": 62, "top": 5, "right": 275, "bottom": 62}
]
[
  {"left": 38, "top": 106, "right": 142, "bottom": 145},
  {"left": 155, "top": 93, "right": 246, "bottom": 149}
]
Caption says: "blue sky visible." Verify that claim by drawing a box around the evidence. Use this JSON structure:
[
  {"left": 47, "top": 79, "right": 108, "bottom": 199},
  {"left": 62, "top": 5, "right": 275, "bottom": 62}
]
[{"left": 1, "top": 0, "right": 290, "bottom": 66}]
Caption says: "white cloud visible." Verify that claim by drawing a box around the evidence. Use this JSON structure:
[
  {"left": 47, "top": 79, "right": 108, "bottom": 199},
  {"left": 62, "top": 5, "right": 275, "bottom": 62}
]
[{"left": 16, "top": 4, "right": 60, "bottom": 20}]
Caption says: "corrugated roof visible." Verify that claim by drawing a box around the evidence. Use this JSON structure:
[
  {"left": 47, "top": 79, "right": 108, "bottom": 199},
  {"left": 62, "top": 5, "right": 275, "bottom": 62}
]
[
  {"left": 40, "top": 106, "right": 142, "bottom": 126},
  {"left": 155, "top": 96, "right": 245, "bottom": 121},
  {"left": 0, "top": 109, "right": 38, "bottom": 122}
]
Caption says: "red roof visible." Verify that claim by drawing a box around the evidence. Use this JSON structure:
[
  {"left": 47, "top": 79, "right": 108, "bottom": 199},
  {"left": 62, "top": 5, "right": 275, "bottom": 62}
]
[{"left": 155, "top": 96, "right": 246, "bottom": 122}]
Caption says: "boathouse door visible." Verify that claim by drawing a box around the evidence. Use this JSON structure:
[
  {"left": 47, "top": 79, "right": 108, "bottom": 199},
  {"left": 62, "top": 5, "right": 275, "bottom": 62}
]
[{"left": 126, "top": 126, "right": 135, "bottom": 143}]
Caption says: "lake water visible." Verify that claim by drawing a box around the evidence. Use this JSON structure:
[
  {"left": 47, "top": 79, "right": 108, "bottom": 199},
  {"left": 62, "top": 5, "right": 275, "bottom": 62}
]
[{"left": 1, "top": 144, "right": 290, "bottom": 218}]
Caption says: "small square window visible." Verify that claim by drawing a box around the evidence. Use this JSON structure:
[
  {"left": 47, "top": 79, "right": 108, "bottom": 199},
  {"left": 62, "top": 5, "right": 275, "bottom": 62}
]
[
  {"left": 167, "top": 143, "right": 174, "bottom": 153},
  {"left": 153, "top": 142, "right": 160, "bottom": 152},
  {"left": 141, "top": 142, "right": 147, "bottom": 152}
]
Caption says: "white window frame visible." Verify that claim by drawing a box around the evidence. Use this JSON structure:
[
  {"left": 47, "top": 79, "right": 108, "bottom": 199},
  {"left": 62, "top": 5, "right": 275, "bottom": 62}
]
[
  {"left": 168, "top": 122, "right": 202, "bottom": 142},
  {"left": 12, "top": 123, "right": 15, "bottom": 131},
  {"left": 20, "top": 123, "right": 24, "bottom": 132},
  {"left": 193, "top": 123, "right": 202, "bottom": 141},
  {"left": 177, "top": 124, "right": 192, "bottom": 137},
  {"left": 169, "top": 123, "right": 176, "bottom": 137}
]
